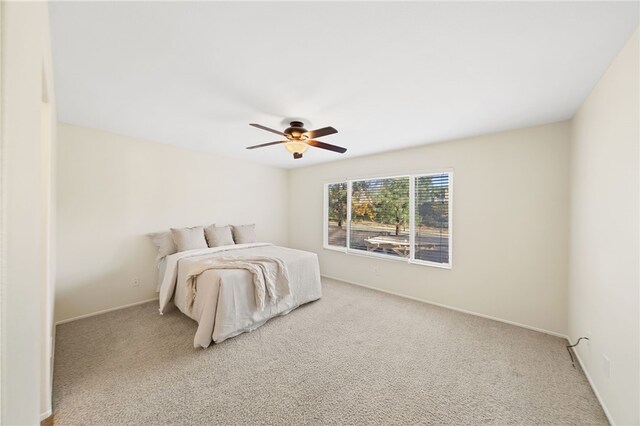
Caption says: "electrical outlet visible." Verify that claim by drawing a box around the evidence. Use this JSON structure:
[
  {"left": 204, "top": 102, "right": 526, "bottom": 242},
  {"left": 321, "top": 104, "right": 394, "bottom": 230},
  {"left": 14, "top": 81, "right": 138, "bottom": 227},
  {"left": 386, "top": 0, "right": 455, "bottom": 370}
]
[
  {"left": 132, "top": 278, "right": 140, "bottom": 287},
  {"left": 602, "top": 355, "right": 610, "bottom": 379}
]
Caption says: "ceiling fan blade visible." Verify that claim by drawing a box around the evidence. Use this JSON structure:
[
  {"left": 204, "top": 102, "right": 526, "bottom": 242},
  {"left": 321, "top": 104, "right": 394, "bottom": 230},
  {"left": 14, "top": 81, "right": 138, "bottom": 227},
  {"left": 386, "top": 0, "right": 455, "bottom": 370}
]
[
  {"left": 246, "top": 140, "right": 287, "bottom": 150},
  {"left": 249, "top": 123, "right": 287, "bottom": 137},
  {"left": 305, "top": 126, "right": 337, "bottom": 139},
  {"left": 307, "top": 139, "right": 347, "bottom": 153}
]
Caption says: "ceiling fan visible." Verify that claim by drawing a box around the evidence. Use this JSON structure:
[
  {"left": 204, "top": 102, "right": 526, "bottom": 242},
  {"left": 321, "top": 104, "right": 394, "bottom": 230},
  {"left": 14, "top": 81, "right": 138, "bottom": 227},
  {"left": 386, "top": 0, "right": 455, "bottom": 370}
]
[{"left": 247, "top": 121, "right": 347, "bottom": 159}]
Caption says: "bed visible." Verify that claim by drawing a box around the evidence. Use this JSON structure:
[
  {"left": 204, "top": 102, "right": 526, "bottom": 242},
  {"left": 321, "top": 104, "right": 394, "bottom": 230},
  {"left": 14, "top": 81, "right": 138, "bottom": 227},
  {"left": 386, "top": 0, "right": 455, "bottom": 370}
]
[{"left": 158, "top": 243, "right": 322, "bottom": 348}]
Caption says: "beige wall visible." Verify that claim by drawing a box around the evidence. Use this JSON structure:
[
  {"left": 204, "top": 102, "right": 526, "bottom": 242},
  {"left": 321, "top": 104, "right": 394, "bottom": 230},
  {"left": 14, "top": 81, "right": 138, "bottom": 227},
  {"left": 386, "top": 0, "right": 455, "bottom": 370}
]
[
  {"left": 289, "top": 122, "right": 570, "bottom": 336},
  {"left": 55, "top": 124, "right": 290, "bottom": 323},
  {"left": 1, "top": 1, "right": 57, "bottom": 423},
  {"left": 569, "top": 29, "right": 639, "bottom": 426}
]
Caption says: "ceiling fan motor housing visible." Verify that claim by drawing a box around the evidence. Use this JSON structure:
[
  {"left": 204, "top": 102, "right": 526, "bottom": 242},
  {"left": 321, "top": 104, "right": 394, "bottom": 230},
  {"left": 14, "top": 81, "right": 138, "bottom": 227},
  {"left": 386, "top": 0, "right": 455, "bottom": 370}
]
[{"left": 285, "top": 121, "right": 308, "bottom": 139}]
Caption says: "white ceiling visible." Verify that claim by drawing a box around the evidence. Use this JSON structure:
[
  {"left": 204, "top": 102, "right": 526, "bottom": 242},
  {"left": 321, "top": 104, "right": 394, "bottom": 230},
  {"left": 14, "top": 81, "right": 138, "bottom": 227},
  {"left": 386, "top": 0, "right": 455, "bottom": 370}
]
[{"left": 49, "top": 1, "right": 639, "bottom": 169}]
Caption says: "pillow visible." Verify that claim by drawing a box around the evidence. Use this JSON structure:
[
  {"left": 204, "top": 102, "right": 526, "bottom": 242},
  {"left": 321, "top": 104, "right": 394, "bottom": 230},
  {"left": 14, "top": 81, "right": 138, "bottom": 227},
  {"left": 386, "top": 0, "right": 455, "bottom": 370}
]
[
  {"left": 232, "top": 224, "right": 256, "bottom": 244},
  {"left": 148, "top": 231, "right": 177, "bottom": 261},
  {"left": 170, "top": 226, "right": 208, "bottom": 252},
  {"left": 204, "top": 225, "right": 235, "bottom": 247}
]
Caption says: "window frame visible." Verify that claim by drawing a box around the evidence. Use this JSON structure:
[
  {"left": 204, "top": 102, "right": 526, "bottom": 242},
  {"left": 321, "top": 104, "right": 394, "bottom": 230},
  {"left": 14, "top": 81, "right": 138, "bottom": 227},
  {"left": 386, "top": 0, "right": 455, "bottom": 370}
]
[{"left": 323, "top": 169, "right": 453, "bottom": 269}]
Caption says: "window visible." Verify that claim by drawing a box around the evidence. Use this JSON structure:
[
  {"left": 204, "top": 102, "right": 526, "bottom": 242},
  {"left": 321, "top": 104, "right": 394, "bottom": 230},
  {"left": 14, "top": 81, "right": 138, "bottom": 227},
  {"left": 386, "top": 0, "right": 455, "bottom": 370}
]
[
  {"left": 325, "top": 182, "right": 347, "bottom": 248},
  {"left": 324, "top": 171, "right": 452, "bottom": 268},
  {"left": 350, "top": 176, "right": 410, "bottom": 258},
  {"left": 414, "top": 173, "right": 450, "bottom": 265}
]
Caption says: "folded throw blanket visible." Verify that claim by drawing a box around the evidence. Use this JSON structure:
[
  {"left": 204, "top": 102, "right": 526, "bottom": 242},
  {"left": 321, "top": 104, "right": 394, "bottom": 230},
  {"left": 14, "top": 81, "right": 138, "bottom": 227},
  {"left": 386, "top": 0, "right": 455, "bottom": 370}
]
[{"left": 185, "top": 255, "right": 290, "bottom": 312}]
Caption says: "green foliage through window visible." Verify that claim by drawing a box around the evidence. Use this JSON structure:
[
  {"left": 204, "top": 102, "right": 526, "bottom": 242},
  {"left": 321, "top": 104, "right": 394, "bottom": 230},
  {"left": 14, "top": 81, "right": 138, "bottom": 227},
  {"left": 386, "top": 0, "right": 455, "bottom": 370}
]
[{"left": 351, "top": 177, "right": 409, "bottom": 236}]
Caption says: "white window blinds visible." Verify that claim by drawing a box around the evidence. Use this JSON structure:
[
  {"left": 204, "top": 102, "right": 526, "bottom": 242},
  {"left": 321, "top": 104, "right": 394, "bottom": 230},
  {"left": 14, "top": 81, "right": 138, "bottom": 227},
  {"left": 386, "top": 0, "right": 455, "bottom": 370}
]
[{"left": 414, "top": 173, "right": 450, "bottom": 264}]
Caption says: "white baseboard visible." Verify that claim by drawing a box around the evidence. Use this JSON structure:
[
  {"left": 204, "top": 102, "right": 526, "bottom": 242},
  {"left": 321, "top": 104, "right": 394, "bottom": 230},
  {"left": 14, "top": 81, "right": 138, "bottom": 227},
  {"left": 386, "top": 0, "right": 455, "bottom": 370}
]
[
  {"left": 40, "top": 409, "right": 52, "bottom": 422},
  {"left": 573, "top": 349, "right": 615, "bottom": 426},
  {"left": 55, "top": 297, "right": 159, "bottom": 326},
  {"left": 321, "top": 274, "right": 568, "bottom": 340}
]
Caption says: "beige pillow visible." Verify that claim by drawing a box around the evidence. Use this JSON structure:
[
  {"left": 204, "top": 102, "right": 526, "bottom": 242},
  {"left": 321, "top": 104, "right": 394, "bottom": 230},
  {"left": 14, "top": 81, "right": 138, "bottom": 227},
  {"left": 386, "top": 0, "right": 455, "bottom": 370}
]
[
  {"left": 204, "top": 225, "right": 235, "bottom": 247},
  {"left": 232, "top": 224, "right": 256, "bottom": 244},
  {"left": 170, "top": 226, "right": 208, "bottom": 252},
  {"left": 148, "top": 231, "right": 177, "bottom": 260}
]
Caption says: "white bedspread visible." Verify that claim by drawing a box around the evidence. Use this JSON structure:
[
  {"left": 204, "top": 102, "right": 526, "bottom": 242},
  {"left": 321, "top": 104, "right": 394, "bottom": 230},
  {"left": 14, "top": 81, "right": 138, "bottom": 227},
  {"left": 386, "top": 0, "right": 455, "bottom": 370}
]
[
  {"left": 158, "top": 243, "right": 322, "bottom": 347},
  {"left": 184, "top": 255, "right": 290, "bottom": 312}
]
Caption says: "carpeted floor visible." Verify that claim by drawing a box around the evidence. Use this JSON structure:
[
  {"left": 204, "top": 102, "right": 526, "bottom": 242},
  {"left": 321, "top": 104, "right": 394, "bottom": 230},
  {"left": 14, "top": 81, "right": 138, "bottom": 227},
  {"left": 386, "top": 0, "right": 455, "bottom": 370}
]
[{"left": 53, "top": 278, "right": 607, "bottom": 425}]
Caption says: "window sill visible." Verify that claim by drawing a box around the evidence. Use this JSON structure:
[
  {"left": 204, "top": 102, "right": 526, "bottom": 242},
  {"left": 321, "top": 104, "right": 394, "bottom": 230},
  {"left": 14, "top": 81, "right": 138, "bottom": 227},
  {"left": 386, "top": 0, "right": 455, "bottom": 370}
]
[{"left": 323, "top": 245, "right": 451, "bottom": 269}]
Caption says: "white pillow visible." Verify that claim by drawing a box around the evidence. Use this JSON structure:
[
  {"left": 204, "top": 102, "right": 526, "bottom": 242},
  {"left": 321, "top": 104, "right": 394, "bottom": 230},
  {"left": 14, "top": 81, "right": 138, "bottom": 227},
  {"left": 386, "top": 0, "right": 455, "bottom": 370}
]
[
  {"left": 232, "top": 224, "right": 256, "bottom": 244},
  {"left": 170, "top": 226, "right": 208, "bottom": 252},
  {"left": 148, "top": 231, "right": 177, "bottom": 261},
  {"left": 205, "top": 225, "right": 235, "bottom": 247}
]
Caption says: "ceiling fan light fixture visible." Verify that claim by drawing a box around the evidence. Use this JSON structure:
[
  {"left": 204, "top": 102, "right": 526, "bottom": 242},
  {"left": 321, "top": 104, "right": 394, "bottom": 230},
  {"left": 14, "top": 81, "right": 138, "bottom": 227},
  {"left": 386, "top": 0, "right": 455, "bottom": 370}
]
[{"left": 285, "top": 141, "right": 308, "bottom": 154}]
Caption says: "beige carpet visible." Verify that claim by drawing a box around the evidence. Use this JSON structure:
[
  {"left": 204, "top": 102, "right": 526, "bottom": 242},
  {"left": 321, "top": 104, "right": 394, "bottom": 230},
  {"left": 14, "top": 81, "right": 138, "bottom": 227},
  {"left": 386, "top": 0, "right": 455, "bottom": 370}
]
[{"left": 53, "top": 278, "right": 607, "bottom": 425}]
